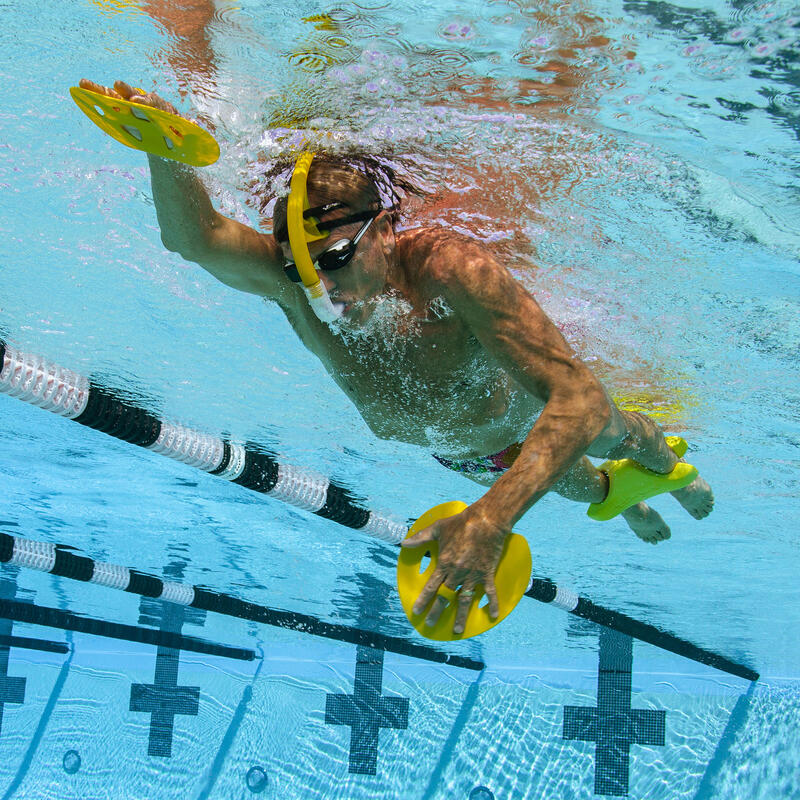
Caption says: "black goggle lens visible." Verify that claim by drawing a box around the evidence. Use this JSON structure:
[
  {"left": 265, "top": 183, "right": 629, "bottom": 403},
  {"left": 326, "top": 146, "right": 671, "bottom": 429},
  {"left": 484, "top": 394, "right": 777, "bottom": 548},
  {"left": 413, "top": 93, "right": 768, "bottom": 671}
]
[
  {"left": 283, "top": 214, "right": 375, "bottom": 284},
  {"left": 283, "top": 239, "right": 356, "bottom": 283}
]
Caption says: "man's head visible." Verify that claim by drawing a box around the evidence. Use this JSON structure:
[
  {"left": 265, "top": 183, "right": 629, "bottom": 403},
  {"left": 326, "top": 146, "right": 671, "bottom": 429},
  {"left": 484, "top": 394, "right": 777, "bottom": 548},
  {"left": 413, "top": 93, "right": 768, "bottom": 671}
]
[
  {"left": 272, "top": 156, "right": 400, "bottom": 322},
  {"left": 272, "top": 157, "right": 384, "bottom": 244}
]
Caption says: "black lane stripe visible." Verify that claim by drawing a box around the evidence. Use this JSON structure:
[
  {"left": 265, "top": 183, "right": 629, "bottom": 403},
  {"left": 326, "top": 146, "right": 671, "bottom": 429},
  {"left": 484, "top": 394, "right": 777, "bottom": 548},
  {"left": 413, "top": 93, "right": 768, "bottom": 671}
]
[
  {"left": 0, "top": 532, "right": 14, "bottom": 563},
  {"left": 126, "top": 571, "right": 164, "bottom": 598},
  {"left": 52, "top": 548, "right": 95, "bottom": 582},
  {"left": 0, "top": 634, "right": 70, "bottom": 654},
  {"left": 525, "top": 577, "right": 558, "bottom": 604},
  {"left": 189, "top": 587, "right": 483, "bottom": 671},
  {"left": 209, "top": 441, "right": 233, "bottom": 476},
  {"left": 74, "top": 384, "right": 161, "bottom": 447},
  {"left": 525, "top": 577, "right": 758, "bottom": 682},
  {"left": 571, "top": 596, "right": 759, "bottom": 682},
  {"left": 0, "top": 598, "right": 254, "bottom": 662}
]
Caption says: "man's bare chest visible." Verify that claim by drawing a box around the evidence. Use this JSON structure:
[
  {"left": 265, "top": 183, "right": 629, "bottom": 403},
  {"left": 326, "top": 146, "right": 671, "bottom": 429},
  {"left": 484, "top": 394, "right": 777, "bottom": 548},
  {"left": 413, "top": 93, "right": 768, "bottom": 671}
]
[{"left": 316, "top": 316, "right": 481, "bottom": 399}]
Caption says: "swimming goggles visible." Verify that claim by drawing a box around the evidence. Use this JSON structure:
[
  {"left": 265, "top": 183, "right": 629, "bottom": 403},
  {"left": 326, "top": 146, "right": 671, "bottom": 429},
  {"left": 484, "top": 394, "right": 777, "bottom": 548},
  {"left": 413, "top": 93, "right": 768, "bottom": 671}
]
[{"left": 283, "top": 211, "right": 377, "bottom": 284}]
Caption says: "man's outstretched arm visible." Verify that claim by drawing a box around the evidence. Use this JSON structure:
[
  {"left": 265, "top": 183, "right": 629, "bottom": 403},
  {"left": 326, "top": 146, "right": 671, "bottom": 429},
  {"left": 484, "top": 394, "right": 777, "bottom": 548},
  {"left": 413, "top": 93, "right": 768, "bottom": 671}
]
[
  {"left": 79, "top": 79, "right": 287, "bottom": 300},
  {"left": 147, "top": 154, "right": 287, "bottom": 298},
  {"left": 451, "top": 257, "right": 612, "bottom": 529}
]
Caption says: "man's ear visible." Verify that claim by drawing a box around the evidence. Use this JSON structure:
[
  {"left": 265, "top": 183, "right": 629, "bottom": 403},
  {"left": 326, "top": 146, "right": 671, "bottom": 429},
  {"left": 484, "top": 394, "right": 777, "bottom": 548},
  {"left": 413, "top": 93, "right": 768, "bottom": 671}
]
[{"left": 376, "top": 210, "right": 395, "bottom": 255}]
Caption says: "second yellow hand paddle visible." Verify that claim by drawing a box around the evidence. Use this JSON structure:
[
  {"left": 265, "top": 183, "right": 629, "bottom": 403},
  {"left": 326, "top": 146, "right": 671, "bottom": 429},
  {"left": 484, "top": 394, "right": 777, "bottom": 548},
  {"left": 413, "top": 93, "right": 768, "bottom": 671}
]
[
  {"left": 397, "top": 501, "right": 532, "bottom": 641},
  {"left": 70, "top": 86, "right": 219, "bottom": 167}
]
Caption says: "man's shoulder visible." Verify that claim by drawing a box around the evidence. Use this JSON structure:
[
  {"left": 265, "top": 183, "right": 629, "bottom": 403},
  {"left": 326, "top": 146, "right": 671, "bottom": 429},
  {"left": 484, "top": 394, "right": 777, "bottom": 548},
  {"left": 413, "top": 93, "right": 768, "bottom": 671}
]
[{"left": 397, "top": 226, "right": 497, "bottom": 285}]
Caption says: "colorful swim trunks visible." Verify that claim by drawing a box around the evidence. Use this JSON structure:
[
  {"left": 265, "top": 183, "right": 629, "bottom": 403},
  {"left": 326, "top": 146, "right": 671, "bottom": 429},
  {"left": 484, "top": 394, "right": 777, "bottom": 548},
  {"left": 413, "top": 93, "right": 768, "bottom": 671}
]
[{"left": 433, "top": 441, "right": 523, "bottom": 476}]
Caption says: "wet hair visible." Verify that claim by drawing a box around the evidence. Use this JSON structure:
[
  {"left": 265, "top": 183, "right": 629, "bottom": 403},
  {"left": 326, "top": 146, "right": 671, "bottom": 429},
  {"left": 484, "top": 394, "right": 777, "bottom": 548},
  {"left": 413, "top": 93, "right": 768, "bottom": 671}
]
[{"left": 254, "top": 154, "right": 422, "bottom": 243}]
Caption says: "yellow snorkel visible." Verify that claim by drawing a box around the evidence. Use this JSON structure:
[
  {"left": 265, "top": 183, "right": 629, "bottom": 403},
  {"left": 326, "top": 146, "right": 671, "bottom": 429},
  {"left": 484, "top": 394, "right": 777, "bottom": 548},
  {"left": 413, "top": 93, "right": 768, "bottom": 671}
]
[{"left": 287, "top": 153, "right": 345, "bottom": 323}]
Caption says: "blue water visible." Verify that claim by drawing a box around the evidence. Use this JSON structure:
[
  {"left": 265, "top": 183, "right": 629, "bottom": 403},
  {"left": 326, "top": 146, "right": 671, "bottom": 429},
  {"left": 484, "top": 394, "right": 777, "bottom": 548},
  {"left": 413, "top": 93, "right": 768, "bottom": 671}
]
[{"left": 1, "top": 0, "right": 799, "bottom": 797}]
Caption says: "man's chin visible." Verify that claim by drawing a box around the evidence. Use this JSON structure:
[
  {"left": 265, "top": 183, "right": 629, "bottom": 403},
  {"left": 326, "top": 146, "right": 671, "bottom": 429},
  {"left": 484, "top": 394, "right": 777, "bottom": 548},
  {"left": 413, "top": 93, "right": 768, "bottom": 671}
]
[
  {"left": 341, "top": 300, "right": 371, "bottom": 322},
  {"left": 329, "top": 300, "right": 375, "bottom": 333}
]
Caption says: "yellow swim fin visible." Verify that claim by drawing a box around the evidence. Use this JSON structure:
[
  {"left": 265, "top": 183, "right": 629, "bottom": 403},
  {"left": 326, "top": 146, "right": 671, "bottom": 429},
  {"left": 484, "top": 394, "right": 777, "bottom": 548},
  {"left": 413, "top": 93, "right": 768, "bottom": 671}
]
[
  {"left": 587, "top": 436, "right": 698, "bottom": 521},
  {"left": 396, "top": 501, "right": 532, "bottom": 641},
  {"left": 70, "top": 86, "right": 220, "bottom": 167}
]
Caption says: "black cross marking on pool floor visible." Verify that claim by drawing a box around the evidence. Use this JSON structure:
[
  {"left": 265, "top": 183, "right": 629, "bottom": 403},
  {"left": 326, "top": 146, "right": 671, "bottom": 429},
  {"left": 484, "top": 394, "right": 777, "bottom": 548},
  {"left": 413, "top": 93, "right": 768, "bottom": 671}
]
[
  {"left": 129, "top": 586, "right": 205, "bottom": 758},
  {"left": 129, "top": 648, "right": 200, "bottom": 757},
  {"left": 0, "top": 573, "right": 28, "bottom": 737},
  {"left": 563, "top": 627, "right": 666, "bottom": 796},
  {"left": 325, "top": 645, "right": 409, "bottom": 775},
  {"left": 0, "top": 619, "right": 26, "bottom": 736}
]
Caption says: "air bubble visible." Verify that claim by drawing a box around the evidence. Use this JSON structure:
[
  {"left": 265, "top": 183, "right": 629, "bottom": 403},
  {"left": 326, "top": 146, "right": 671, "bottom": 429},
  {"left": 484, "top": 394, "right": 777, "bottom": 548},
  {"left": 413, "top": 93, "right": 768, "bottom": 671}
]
[
  {"left": 63, "top": 750, "right": 81, "bottom": 775},
  {"left": 246, "top": 766, "right": 268, "bottom": 793},
  {"left": 438, "top": 21, "right": 476, "bottom": 41}
]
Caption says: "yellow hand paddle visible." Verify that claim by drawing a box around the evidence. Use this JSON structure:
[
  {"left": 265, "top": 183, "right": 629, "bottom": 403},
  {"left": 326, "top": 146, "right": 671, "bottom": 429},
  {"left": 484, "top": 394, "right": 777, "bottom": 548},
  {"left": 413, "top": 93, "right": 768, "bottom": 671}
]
[
  {"left": 397, "top": 501, "right": 532, "bottom": 641},
  {"left": 70, "top": 86, "right": 219, "bottom": 167}
]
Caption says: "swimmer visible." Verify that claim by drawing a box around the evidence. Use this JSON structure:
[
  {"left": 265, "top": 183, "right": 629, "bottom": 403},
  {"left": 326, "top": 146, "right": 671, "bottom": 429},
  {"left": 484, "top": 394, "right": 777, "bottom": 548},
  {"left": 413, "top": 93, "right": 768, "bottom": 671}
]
[{"left": 80, "top": 78, "right": 715, "bottom": 635}]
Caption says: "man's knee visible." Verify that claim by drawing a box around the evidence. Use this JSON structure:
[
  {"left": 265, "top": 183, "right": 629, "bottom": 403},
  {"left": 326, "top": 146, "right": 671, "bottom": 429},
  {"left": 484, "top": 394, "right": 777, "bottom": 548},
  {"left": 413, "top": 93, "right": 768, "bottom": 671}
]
[{"left": 587, "top": 405, "right": 630, "bottom": 459}]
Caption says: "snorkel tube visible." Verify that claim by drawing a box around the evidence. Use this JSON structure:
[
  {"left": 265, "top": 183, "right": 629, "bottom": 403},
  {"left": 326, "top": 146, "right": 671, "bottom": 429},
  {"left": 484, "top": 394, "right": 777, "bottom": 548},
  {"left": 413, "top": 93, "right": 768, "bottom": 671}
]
[{"left": 287, "top": 153, "right": 344, "bottom": 323}]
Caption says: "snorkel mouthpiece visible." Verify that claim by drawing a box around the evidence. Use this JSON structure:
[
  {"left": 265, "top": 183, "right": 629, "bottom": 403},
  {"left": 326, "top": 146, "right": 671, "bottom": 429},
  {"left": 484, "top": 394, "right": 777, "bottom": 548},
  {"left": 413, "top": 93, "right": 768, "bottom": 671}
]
[{"left": 287, "top": 153, "right": 344, "bottom": 323}]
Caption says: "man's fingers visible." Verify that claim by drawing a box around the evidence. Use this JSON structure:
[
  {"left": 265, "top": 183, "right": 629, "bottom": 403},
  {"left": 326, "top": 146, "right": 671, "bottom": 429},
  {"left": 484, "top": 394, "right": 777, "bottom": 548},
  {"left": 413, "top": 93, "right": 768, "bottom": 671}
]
[
  {"left": 424, "top": 594, "right": 450, "bottom": 628},
  {"left": 79, "top": 79, "right": 123, "bottom": 100},
  {"left": 401, "top": 522, "right": 439, "bottom": 549},
  {"left": 411, "top": 569, "right": 443, "bottom": 616},
  {"left": 77, "top": 80, "right": 175, "bottom": 114},
  {"left": 131, "top": 91, "right": 167, "bottom": 112},
  {"left": 452, "top": 584, "right": 478, "bottom": 634},
  {"left": 483, "top": 576, "right": 500, "bottom": 620},
  {"left": 113, "top": 81, "right": 135, "bottom": 100}
]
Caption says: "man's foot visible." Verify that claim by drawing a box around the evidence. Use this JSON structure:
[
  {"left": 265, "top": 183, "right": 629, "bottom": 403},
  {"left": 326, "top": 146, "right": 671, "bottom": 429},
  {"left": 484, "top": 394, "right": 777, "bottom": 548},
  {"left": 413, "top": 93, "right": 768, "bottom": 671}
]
[
  {"left": 671, "top": 475, "right": 715, "bottom": 520},
  {"left": 621, "top": 502, "right": 671, "bottom": 544}
]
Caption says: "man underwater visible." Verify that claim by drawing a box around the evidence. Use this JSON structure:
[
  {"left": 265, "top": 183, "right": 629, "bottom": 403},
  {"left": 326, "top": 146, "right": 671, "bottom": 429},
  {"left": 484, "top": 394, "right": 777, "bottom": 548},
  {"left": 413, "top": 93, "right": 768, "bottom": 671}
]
[{"left": 80, "top": 79, "right": 714, "bottom": 636}]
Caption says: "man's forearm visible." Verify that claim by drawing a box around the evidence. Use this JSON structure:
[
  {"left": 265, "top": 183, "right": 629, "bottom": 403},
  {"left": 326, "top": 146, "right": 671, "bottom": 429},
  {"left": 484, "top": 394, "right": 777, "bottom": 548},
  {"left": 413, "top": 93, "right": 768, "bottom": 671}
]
[
  {"left": 474, "top": 391, "right": 610, "bottom": 529},
  {"left": 148, "top": 154, "right": 219, "bottom": 256}
]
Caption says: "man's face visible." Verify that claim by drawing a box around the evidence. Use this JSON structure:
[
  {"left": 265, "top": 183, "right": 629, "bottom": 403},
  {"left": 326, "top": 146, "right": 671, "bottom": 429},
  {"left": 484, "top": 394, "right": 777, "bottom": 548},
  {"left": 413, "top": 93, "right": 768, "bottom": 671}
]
[{"left": 280, "top": 210, "right": 391, "bottom": 324}]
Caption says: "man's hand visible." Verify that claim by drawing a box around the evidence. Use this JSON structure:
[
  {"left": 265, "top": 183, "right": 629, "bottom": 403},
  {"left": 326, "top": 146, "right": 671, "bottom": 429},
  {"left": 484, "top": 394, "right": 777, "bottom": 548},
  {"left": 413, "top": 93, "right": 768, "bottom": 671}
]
[
  {"left": 401, "top": 505, "right": 507, "bottom": 634},
  {"left": 78, "top": 79, "right": 179, "bottom": 116}
]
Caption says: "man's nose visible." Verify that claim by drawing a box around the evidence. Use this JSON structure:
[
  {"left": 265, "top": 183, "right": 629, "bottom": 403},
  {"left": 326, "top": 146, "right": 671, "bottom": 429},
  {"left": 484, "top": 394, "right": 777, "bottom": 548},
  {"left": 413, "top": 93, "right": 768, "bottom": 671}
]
[{"left": 319, "top": 270, "right": 336, "bottom": 291}]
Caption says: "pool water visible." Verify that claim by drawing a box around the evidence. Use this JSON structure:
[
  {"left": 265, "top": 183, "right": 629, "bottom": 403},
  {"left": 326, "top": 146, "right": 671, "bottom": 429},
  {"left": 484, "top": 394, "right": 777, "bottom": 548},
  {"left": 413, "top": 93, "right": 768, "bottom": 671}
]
[{"left": 0, "top": 0, "right": 798, "bottom": 798}]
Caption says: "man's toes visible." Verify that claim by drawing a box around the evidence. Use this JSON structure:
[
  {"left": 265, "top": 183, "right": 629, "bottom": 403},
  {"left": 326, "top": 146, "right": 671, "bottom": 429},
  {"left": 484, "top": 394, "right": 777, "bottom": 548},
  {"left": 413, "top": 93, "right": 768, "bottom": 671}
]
[
  {"left": 646, "top": 524, "right": 671, "bottom": 543},
  {"left": 634, "top": 522, "right": 671, "bottom": 544},
  {"left": 623, "top": 502, "right": 673, "bottom": 544},
  {"left": 689, "top": 496, "right": 715, "bottom": 520},
  {"left": 672, "top": 476, "right": 715, "bottom": 520},
  {"left": 698, "top": 497, "right": 715, "bottom": 519}
]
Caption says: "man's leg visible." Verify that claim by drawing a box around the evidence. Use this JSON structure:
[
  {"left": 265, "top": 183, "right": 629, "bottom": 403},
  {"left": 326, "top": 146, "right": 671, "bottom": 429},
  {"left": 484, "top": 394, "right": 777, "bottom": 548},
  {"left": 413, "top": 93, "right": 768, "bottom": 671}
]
[
  {"left": 589, "top": 404, "right": 714, "bottom": 520},
  {"left": 552, "top": 456, "right": 672, "bottom": 543}
]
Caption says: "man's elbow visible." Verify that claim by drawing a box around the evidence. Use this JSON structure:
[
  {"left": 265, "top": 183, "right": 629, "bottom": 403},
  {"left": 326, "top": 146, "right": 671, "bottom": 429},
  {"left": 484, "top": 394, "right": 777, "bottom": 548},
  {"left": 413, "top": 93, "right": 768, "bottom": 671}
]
[
  {"left": 157, "top": 213, "right": 217, "bottom": 261},
  {"left": 577, "top": 376, "right": 613, "bottom": 437},
  {"left": 160, "top": 231, "right": 203, "bottom": 263}
]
